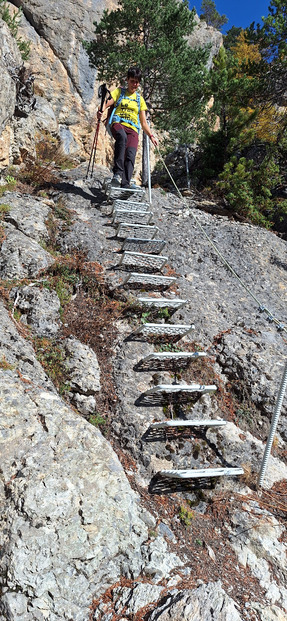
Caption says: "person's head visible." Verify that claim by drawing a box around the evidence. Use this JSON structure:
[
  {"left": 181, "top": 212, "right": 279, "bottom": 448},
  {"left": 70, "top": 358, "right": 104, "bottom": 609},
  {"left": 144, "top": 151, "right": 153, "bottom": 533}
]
[
  {"left": 127, "top": 67, "right": 142, "bottom": 93},
  {"left": 127, "top": 67, "right": 142, "bottom": 83}
]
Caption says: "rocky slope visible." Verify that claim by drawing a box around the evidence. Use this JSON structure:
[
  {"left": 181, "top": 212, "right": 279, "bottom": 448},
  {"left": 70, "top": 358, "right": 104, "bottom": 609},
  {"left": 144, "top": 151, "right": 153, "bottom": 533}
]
[
  {"left": 0, "top": 4, "right": 286, "bottom": 620},
  {"left": 0, "top": 163, "right": 286, "bottom": 620}
]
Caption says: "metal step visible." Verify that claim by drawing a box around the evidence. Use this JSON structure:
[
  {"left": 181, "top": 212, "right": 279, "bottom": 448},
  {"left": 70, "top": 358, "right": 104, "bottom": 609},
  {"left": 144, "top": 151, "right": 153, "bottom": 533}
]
[
  {"left": 119, "top": 252, "right": 168, "bottom": 272},
  {"left": 107, "top": 184, "right": 146, "bottom": 201},
  {"left": 135, "top": 351, "right": 206, "bottom": 371},
  {"left": 133, "top": 322, "right": 193, "bottom": 339},
  {"left": 122, "top": 238, "right": 166, "bottom": 254},
  {"left": 116, "top": 224, "right": 159, "bottom": 240},
  {"left": 124, "top": 273, "right": 176, "bottom": 290},
  {"left": 112, "top": 209, "right": 153, "bottom": 226},
  {"left": 113, "top": 200, "right": 150, "bottom": 212},
  {"left": 138, "top": 383, "right": 217, "bottom": 405},
  {"left": 157, "top": 467, "right": 244, "bottom": 479},
  {"left": 150, "top": 419, "right": 226, "bottom": 429},
  {"left": 137, "top": 297, "right": 187, "bottom": 310}
]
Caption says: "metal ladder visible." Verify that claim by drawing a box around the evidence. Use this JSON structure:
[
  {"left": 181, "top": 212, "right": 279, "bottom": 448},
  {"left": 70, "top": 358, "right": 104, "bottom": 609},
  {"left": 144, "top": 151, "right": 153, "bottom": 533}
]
[{"left": 103, "top": 182, "right": 244, "bottom": 484}]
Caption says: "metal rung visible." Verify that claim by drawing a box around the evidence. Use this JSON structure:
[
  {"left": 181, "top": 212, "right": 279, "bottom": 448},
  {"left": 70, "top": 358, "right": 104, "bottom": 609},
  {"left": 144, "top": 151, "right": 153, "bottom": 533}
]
[
  {"left": 133, "top": 323, "right": 193, "bottom": 338},
  {"left": 137, "top": 297, "right": 187, "bottom": 310},
  {"left": 116, "top": 224, "right": 159, "bottom": 240},
  {"left": 122, "top": 238, "right": 166, "bottom": 254},
  {"left": 124, "top": 273, "right": 176, "bottom": 289},
  {"left": 135, "top": 351, "right": 206, "bottom": 371},
  {"left": 113, "top": 200, "right": 150, "bottom": 212},
  {"left": 107, "top": 185, "right": 145, "bottom": 200},
  {"left": 120, "top": 252, "right": 168, "bottom": 272},
  {"left": 158, "top": 467, "right": 244, "bottom": 479},
  {"left": 150, "top": 419, "right": 226, "bottom": 429},
  {"left": 112, "top": 210, "right": 153, "bottom": 226},
  {"left": 138, "top": 383, "right": 217, "bottom": 406}
]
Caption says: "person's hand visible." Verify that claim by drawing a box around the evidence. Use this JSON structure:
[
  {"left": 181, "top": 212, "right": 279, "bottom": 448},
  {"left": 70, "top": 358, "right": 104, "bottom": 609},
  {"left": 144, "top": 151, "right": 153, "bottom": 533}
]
[
  {"left": 97, "top": 109, "right": 103, "bottom": 120},
  {"left": 150, "top": 134, "right": 158, "bottom": 147}
]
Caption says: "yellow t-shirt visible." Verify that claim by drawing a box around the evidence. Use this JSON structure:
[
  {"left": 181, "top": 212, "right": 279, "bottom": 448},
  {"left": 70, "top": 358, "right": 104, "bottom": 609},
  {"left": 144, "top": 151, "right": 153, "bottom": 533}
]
[{"left": 111, "top": 87, "right": 147, "bottom": 133}]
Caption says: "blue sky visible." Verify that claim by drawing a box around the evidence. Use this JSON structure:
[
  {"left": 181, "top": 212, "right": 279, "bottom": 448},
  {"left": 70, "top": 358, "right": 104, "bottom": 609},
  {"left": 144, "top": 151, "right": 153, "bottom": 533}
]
[{"left": 190, "top": 0, "right": 271, "bottom": 33}]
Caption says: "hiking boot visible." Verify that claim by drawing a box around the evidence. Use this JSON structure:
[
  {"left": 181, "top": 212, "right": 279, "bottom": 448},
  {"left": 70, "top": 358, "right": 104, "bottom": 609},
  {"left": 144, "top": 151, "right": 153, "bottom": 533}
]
[
  {"left": 129, "top": 179, "right": 141, "bottom": 190},
  {"left": 111, "top": 174, "right": 122, "bottom": 187}
]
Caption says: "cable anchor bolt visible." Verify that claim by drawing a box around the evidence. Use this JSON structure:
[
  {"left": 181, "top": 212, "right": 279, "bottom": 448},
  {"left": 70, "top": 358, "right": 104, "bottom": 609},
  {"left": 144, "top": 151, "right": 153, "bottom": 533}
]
[{"left": 277, "top": 323, "right": 285, "bottom": 332}]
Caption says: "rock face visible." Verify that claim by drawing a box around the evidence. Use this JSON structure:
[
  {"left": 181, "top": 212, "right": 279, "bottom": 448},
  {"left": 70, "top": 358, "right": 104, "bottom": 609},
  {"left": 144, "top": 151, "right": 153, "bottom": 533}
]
[
  {"left": 0, "top": 0, "right": 117, "bottom": 164},
  {"left": 0, "top": 2, "right": 221, "bottom": 166},
  {"left": 0, "top": 21, "right": 23, "bottom": 165},
  {"left": 0, "top": 222, "right": 54, "bottom": 278},
  {"left": 0, "top": 369, "right": 149, "bottom": 620},
  {"left": 147, "top": 582, "right": 242, "bottom": 620},
  {"left": 188, "top": 14, "right": 223, "bottom": 69},
  {"left": 64, "top": 336, "right": 101, "bottom": 414},
  {"left": 0, "top": 304, "right": 182, "bottom": 621},
  {"left": 0, "top": 166, "right": 287, "bottom": 620},
  {"left": 10, "top": 284, "right": 61, "bottom": 336}
]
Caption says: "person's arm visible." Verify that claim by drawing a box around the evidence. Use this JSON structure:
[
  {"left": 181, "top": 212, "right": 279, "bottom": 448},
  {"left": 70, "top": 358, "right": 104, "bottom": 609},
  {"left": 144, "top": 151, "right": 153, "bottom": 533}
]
[
  {"left": 139, "top": 110, "right": 158, "bottom": 146},
  {"left": 97, "top": 96, "right": 114, "bottom": 120}
]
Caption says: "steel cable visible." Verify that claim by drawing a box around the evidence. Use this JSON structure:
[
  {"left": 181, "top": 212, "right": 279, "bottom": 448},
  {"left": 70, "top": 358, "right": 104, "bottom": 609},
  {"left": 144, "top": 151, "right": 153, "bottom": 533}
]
[{"left": 156, "top": 147, "right": 287, "bottom": 336}]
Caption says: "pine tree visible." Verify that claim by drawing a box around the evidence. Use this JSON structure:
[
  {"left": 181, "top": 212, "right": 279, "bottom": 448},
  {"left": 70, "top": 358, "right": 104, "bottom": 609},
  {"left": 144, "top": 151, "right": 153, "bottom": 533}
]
[
  {"left": 224, "top": 26, "right": 243, "bottom": 51},
  {"left": 247, "top": 0, "right": 287, "bottom": 107},
  {"left": 84, "top": 0, "right": 210, "bottom": 181},
  {"left": 230, "top": 30, "right": 284, "bottom": 144},
  {"left": 200, "top": 46, "right": 257, "bottom": 172},
  {"left": 199, "top": 0, "right": 228, "bottom": 31}
]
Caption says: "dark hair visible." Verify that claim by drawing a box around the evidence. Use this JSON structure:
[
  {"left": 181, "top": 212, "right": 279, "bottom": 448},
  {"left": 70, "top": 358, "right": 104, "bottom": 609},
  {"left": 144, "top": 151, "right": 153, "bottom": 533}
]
[{"left": 127, "top": 66, "right": 142, "bottom": 82}]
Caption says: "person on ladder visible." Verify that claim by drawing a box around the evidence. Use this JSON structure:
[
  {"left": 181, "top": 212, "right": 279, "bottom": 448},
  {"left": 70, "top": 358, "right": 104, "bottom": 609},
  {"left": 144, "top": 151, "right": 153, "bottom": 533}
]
[{"left": 97, "top": 66, "right": 158, "bottom": 188}]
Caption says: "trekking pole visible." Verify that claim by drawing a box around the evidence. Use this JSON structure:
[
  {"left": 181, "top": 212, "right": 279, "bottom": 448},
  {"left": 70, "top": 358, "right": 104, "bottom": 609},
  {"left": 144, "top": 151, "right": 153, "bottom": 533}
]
[{"left": 86, "top": 83, "right": 108, "bottom": 179}]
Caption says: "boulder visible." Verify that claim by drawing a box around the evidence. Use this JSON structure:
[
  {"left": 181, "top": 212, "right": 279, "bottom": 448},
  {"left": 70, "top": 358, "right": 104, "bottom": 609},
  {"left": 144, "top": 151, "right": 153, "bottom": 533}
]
[
  {"left": 0, "top": 223, "right": 54, "bottom": 279},
  {"left": 64, "top": 335, "right": 101, "bottom": 395},
  {"left": 10, "top": 284, "right": 61, "bottom": 337},
  {"left": 2, "top": 191, "right": 52, "bottom": 241},
  {"left": 147, "top": 582, "right": 242, "bottom": 620}
]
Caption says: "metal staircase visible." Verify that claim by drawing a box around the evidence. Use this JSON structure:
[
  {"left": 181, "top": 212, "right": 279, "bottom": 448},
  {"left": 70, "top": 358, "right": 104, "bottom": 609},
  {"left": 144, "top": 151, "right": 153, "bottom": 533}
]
[{"left": 103, "top": 180, "right": 244, "bottom": 484}]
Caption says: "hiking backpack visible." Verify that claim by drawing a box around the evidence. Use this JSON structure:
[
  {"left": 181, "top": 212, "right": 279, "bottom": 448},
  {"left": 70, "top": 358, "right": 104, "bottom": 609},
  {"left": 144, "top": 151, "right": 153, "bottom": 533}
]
[{"left": 107, "top": 87, "right": 141, "bottom": 136}]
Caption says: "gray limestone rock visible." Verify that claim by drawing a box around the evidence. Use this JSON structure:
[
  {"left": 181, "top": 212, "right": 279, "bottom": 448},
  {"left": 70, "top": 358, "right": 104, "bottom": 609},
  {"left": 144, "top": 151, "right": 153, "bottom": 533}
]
[
  {"left": 0, "top": 362, "right": 181, "bottom": 621},
  {"left": 0, "top": 223, "right": 54, "bottom": 279},
  {"left": 1, "top": 165, "right": 287, "bottom": 621},
  {"left": 206, "top": 422, "right": 287, "bottom": 490},
  {"left": 64, "top": 336, "right": 101, "bottom": 395},
  {"left": 112, "top": 582, "right": 165, "bottom": 615},
  {"left": 73, "top": 393, "right": 97, "bottom": 416},
  {"left": 11, "top": 98, "right": 58, "bottom": 163},
  {"left": 229, "top": 505, "right": 287, "bottom": 610},
  {"left": 18, "top": 0, "right": 102, "bottom": 103},
  {"left": 188, "top": 14, "right": 223, "bottom": 70},
  {"left": 0, "top": 22, "right": 22, "bottom": 133},
  {"left": 142, "top": 537, "right": 183, "bottom": 581},
  {"left": 0, "top": 300, "right": 53, "bottom": 390},
  {"left": 10, "top": 284, "right": 61, "bottom": 337},
  {"left": 147, "top": 582, "right": 243, "bottom": 620},
  {"left": 2, "top": 191, "right": 52, "bottom": 241}
]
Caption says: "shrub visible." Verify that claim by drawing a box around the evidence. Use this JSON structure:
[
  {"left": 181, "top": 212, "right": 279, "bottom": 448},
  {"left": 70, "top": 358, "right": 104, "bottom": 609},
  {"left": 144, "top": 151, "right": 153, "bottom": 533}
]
[
  {"left": 0, "top": 0, "right": 30, "bottom": 60},
  {"left": 178, "top": 505, "right": 194, "bottom": 527},
  {"left": 17, "top": 131, "right": 77, "bottom": 193},
  {"left": 217, "top": 154, "right": 287, "bottom": 228}
]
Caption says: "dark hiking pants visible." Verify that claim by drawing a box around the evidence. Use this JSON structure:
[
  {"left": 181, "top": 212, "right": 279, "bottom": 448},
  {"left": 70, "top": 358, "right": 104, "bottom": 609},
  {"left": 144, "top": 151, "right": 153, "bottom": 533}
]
[{"left": 111, "top": 123, "right": 139, "bottom": 187}]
